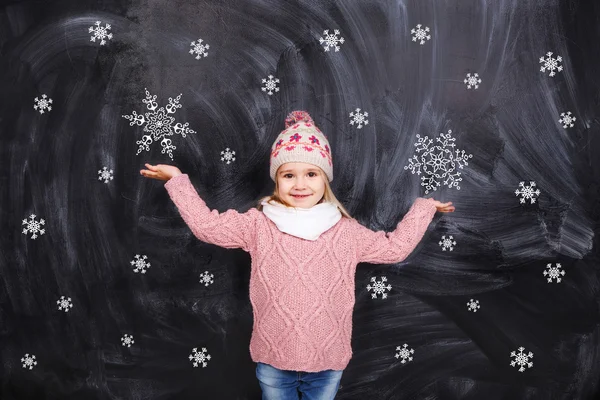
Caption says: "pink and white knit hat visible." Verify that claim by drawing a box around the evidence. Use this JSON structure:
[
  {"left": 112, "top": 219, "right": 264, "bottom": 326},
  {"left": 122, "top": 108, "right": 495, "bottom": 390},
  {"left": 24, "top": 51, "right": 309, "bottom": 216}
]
[{"left": 269, "top": 111, "right": 333, "bottom": 182}]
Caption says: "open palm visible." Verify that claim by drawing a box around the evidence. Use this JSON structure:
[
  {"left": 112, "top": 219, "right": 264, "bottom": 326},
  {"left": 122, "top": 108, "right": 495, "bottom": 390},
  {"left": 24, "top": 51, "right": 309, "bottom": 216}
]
[{"left": 140, "top": 163, "right": 182, "bottom": 181}]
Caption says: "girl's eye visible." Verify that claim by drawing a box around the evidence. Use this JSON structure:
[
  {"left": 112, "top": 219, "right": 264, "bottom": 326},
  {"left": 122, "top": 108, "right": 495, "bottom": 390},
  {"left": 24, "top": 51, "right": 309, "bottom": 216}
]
[{"left": 284, "top": 172, "right": 318, "bottom": 178}]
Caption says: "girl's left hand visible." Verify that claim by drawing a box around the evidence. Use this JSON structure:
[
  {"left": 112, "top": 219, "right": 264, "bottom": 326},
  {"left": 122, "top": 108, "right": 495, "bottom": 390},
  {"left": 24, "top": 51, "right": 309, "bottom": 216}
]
[{"left": 431, "top": 200, "right": 455, "bottom": 213}]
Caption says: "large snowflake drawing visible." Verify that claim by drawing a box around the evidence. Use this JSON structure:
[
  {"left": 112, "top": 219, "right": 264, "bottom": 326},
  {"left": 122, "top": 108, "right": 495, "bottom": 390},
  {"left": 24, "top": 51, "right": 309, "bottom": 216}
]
[
  {"left": 539, "top": 52, "right": 563, "bottom": 77},
  {"left": 464, "top": 73, "right": 482, "bottom": 89},
  {"left": 349, "top": 108, "right": 369, "bottom": 129},
  {"left": 515, "top": 181, "right": 540, "bottom": 204},
  {"left": 57, "top": 296, "right": 73, "bottom": 312},
  {"left": 33, "top": 94, "right": 53, "bottom": 114},
  {"left": 558, "top": 111, "right": 576, "bottom": 128},
  {"left": 261, "top": 75, "right": 280, "bottom": 95},
  {"left": 22, "top": 214, "right": 45, "bottom": 239},
  {"left": 510, "top": 346, "right": 533, "bottom": 372},
  {"left": 404, "top": 130, "right": 473, "bottom": 194},
  {"left": 89, "top": 21, "right": 113, "bottom": 46},
  {"left": 200, "top": 271, "right": 214, "bottom": 287},
  {"left": 98, "top": 166, "right": 114, "bottom": 183},
  {"left": 467, "top": 299, "right": 480, "bottom": 312},
  {"left": 121, "top": 334, "right": 135, "bottom": 348},
  {"left": 189, "top": 38, "right": 210, "bottom": 59},
  {"left": 220, "top": 148, "right": 236, "bottom": 164},
  {"left": 189, "top": 347, "right": 211, "bottom": 368},
  {"left": 130, "top": 254, "right": 150, "bottom": 274},
  {"left": 394, "top": 344, "right": 414, "bottom": 364},
  {"left": 366, "top": 276, "right": 392, "bottom": 299},
  {"left": 411, "top": 24, "right": 431, "bottom": 45},
  {"left": 319, "top": 29, "right": 345, "bottom": 52},
  {"left": 122, "top": 89, "right": 195, "bottom": 160},
  {"left": 439, "top": 235, "right": 456, "bottom": 251},
  {"left": 543, "top": 263, "right": 565, "bottom": 283},
  {"left": 21, "top": 354, "right": 37, "bottom": 370}
]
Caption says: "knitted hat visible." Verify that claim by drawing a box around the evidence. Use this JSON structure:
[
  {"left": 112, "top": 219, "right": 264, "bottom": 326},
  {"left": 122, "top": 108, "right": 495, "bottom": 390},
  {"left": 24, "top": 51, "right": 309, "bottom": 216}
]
[{"left": 269, "top": 111, "right": 333, "bottom": 182}]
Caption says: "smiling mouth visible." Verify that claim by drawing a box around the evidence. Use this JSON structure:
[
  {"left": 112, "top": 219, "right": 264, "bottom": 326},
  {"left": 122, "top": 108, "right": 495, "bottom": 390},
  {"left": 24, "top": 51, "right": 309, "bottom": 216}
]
[{"left": 291, "top": 194, "right": 311, "bottom": 198}]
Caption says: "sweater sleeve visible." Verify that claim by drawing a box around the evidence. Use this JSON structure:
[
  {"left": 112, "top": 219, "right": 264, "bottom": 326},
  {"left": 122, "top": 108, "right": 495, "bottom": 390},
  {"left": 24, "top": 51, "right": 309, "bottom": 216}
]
[
  {"left": 353, "top": 197, "right": 437, "bottom": 264},
  {"left": 163, "top": 174, "right": 258, "bottom": 252}
]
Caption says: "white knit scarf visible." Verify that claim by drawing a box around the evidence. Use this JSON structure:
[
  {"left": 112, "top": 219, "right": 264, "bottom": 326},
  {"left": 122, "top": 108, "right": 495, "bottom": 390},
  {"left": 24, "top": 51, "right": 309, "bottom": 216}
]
[{"left": 260, "top": 200, "right": 342, "bottom": 241}]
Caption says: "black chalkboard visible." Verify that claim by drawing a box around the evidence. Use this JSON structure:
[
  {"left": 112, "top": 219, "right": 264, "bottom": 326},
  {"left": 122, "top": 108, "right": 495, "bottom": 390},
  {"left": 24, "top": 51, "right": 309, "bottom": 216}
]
[{"left": 1, "top": 0, "right": 599, "bottom": 399}]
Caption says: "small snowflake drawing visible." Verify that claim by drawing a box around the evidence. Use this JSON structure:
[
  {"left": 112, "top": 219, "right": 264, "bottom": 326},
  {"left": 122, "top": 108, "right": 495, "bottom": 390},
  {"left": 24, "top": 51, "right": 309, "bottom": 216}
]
[
  {"left": 98, "top": 166, "right": 114, "bottom": 183},
  {"left": 543, "top": 263, "right": 565, "bottom": 283},
  {"left": 89, "top": 21, "right": 113, "bottom": 46},
  {"left": 411, "top": 24, "right": 431, "bottom": 45},
  {"left": 394, "top": 344, "right": 414, "bottom": 364},
  {"left": 57, "top": 296, "right": 73, "bottom": 312},
  {"left": 404, "top": 130, "right": 473, "bottom": 194},
  {"left": 510, "top": 346, "right": 533, "bottom": 372},
  {"left": 558, "top": 111, "right": 576, "bottom": 128},
  {"left": 121, "top": 334, "right": 135, "bottom": 348},
  {"left": 261, "top": 75, "right": 280, "bottom": 95},
  {"left": 349, "top": 108, "right": 369, "bottom": 129},
  {"left": 319, "top": 29, "right": 345, "bottom": 52},
  {"left": 189, "top": 38, "right": 210, "bottom": 59},
  {"left": 366, "top": 276, "right": 392, "bottom": 299},
  {"left": 464, "top": 73, "right": 482, "bottom": 89},
  {"left": 515, "top": 181, "right": 540, "bottom": 204},
  {"left": 439, "top": 235, "right": 456, "bottom": 251},
  {"left": 467, "top": 299, "right": 480, "bottom": 312},
  {"left": 22, "top": 214, "right": 45, "bottom": 239},
  {"left": 539, "top": 52, "right": 563, "bottom": 77},
  {"left": 122, "top": 88, "right": 195, "bottom": 160},
  {"left": 21, "top": 354, "right": 37, "bottom": 370},
  {"left": 220, "top": 148, "right": 236, "bottom": 164},
  {"left": 189, "top": 347, "right": 211, "bottom": 368},
  {"left": 130, "top": 254, "right": 150, "bottom": 274},
  {"left": 33, "top": 94, "right": 53, "bottom": 114},
  {"left": 200, "top": 271, "right": 214, "bottom": 287}
]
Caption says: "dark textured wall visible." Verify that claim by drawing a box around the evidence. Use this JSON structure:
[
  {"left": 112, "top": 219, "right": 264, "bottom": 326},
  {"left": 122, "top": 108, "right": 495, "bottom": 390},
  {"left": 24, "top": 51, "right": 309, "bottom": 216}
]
[{"left": 1, "top": 0, "right": 599, "bottom": 399}]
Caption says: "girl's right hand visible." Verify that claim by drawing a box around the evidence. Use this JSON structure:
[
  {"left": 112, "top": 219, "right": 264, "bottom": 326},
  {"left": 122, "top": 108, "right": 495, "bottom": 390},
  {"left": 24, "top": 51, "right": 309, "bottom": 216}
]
[{"left": 140, "top": 163, "right": 182, "bottom": 181}]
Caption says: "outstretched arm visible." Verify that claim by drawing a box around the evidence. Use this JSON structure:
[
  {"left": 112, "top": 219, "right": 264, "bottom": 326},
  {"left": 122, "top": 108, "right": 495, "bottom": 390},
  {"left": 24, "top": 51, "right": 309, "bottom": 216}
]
[{"left": 353, "top": 198, "right": 445, "bottom": 264}]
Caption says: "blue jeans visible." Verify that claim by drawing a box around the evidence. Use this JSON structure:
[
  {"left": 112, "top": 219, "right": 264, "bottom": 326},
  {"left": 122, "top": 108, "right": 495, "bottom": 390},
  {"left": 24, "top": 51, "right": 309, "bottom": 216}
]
[{"left": 256, "top": 362, "right": 343, "bottom": 400}]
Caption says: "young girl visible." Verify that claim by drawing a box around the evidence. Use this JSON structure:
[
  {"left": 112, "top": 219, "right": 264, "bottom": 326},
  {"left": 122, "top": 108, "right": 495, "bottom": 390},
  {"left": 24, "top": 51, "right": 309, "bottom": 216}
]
[{"left": 140, "top": 111, "right": 454, "bottom": 399}]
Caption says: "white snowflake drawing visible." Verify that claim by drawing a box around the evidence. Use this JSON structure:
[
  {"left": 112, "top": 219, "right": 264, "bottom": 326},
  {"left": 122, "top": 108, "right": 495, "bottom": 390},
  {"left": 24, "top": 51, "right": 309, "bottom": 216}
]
[
  {"left": 21, "top": 354, "right": 37, "bottom": 370},
  {"left": 439, "top": 235, "right": 456, "bottom": 251},
  {"left": 515, "top": 181, "right": 540, "bottom": 204},
  {"left": 189, "top": 38, "right": 210, "bottom": 59},
  {"left": 200, "top": 271, "right": 214, "bottom": 287},
  {"left": 220, "top": 148, "right": 236, "bottom": 164},
  {"left": 89, "top": 21, "right": 113, "bottom": 46},
  {"left": 261, "top": 75, "right": 280, "bottom": 95},
  {"left": 510, "top": 346, "right": 533, "bottom": 372},
  {"left": 349, "top": 108, "right": 369, "bottom": 129},
  {"left": 464, "top": 73, "right": 482, "bottom": 89},
  {"left": 130, "top": 254, "right": 150, "bottom": 274},
  {"left": 121, "top": 334, "right": 135, "bottom": 348},
  {"left": 122, "top": 88, "right": 196, "bottom": 160},
  {"left": 22, "top": 214, "right": 45, "bottom": 239},
  {"left": 467, "top": 299, "right": 480, "bottom": 312},
  {"left": 543, "top": 263, "right": 565, "bottom": 283},
  {"left": 189, "top": 347, "right": 211, "bottom": 368},
  {"left": 394, "top": 344, "right": 414, "bottom": 364},
  {"left": 57, "top": 296, "right": 73, "bottom": 312},
  {"left": 411, "top": 24, "right": 431, "bottom": 45},
  {"left": 404, "top": 130, "right": 473, "bottom": 194},
  {"left": 319, "top": 29, "right": 345, "bottom": 52},
  {"left": 539, "top": 52, "right": 563, "bottom": 77},
  {"left": 366, "top": 276, "right": 392, "bottom": 299},
  {"left": 98, "top": 166, "right": 114, "bottom": 183},
  {"left": 33, "top": 94, "right": 53, "bottom": 114},
  {"left": 558, "top": 111, "right": 576, "bottom": 128}
]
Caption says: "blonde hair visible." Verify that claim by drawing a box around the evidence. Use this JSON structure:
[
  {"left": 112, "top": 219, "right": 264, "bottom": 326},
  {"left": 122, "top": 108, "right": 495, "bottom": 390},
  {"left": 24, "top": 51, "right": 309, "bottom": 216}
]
[{"left": 256, "top": 168, "right": 352, "bottom": 218}]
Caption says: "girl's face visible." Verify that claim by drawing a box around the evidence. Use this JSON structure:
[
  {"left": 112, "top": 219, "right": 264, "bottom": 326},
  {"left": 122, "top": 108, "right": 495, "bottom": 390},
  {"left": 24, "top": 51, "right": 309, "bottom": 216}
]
[{"left": 276, "top": 162, "right": 326, "bottom": 208}]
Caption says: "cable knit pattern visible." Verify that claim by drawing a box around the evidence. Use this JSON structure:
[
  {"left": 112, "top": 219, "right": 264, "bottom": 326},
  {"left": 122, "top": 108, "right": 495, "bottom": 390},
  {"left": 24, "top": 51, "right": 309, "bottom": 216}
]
[{"left": 164, "top": 174, "right": 438, "bottom": 372}]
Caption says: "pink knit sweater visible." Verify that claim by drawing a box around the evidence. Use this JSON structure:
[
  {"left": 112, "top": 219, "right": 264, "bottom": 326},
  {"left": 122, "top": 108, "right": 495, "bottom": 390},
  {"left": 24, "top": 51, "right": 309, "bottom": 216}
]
[{"left": 164, "top": 174, "right": 438, "bottom": 372}]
